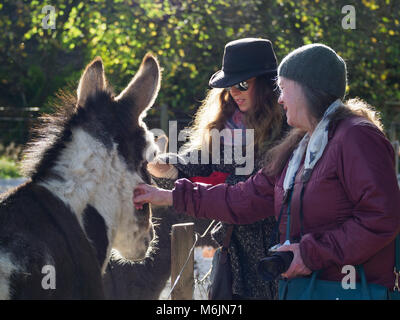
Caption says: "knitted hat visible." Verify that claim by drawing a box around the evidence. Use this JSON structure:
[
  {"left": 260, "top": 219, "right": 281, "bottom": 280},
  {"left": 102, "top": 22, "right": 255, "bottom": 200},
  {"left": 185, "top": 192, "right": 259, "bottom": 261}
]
[{"left": 278, "top": 43, "right": 347, "bottom": 99}]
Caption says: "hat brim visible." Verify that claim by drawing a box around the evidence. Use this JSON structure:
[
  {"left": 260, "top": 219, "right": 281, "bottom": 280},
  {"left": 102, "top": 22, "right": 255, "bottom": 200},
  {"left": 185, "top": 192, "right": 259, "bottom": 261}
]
[{"left": 209, "top": 68, "right": 277, "bottom": 88}]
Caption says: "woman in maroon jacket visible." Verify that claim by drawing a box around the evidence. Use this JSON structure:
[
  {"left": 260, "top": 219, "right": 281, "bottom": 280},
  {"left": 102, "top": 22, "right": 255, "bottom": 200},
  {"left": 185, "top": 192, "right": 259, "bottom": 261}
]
[{"left": 134, "top": 43, "right": 400, "bottom": 292}]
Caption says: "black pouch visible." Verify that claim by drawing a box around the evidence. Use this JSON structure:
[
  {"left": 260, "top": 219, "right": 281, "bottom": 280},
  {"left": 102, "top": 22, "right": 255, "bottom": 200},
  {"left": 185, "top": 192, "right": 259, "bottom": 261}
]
[{"left": 208, "top": 225, "right": 234, "bottom": 300}]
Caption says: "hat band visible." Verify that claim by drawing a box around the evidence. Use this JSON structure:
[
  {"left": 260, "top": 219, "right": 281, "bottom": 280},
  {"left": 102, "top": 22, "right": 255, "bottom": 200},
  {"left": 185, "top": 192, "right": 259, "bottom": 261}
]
[{"left": 223, "top": 65, "right": 277, "bottom": 74}]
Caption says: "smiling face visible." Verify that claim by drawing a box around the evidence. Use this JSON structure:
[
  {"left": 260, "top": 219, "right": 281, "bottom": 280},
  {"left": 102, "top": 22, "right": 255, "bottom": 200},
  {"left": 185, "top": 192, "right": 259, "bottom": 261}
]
[
  {"left": 228, "top": 77, "right": 256, "bottom": 113},
  {"left": 277, "top": 77, "right": 317, "bottom": 133}
]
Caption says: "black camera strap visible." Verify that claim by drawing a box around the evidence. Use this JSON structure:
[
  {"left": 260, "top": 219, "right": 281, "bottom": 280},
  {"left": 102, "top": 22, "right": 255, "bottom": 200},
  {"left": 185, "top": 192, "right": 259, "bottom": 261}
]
[
  {"left": 298, "top": 182, "right": 306, "bottom": 237},
  {"left": 285, "top": 189, "right": 294, "bottom": 242},
  {"left": 270, "top": 187, "right": 294, "bottom": 245},
  {"left": 270, "top": 180, "right": 308, "bottom": 246}
]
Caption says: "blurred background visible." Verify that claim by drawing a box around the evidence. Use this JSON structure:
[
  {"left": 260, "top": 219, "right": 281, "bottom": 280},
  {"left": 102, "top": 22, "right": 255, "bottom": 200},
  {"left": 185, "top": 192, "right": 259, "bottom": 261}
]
[{"left": 0, "top": 0, "right": 399, "bottom": 179}]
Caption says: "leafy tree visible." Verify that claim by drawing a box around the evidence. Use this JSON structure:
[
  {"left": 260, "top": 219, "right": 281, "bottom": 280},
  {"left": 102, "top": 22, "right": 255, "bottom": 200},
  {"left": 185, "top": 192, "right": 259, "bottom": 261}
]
[{"left": 0, "top": 0, "right": 399, "bottom": 144}]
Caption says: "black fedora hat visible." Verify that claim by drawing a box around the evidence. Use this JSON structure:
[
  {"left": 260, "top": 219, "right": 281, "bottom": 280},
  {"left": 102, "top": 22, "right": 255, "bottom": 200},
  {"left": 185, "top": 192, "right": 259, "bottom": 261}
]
[{"left": 209, "top": 38, "right": 278, "bottom": 88}]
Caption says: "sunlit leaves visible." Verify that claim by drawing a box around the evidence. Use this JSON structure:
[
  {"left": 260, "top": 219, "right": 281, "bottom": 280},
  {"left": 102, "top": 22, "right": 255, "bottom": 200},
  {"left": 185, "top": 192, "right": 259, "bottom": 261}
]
[{"left": 0, "top": 0, "right": 399, "bottom": 133}]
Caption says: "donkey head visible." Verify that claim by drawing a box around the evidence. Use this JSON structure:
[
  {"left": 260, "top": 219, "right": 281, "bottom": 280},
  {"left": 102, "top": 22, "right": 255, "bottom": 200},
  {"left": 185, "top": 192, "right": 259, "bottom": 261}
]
[{"left": 75, "top": 54, "right": 161, "bottom": 262}]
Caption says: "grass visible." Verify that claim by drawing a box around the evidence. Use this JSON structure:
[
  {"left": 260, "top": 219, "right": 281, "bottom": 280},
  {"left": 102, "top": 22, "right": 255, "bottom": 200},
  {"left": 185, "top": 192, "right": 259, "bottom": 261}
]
[
  {"left": 0, "top": 156, "right": 21, "bottom": 178},
  {"left": 0, "top": 143, "right": 22, "bottom": 179}
]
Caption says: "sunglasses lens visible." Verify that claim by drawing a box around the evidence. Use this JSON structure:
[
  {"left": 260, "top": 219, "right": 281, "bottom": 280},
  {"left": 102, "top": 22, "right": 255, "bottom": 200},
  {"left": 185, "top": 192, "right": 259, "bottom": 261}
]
[
  {"left": 226, "top": 81, "right": 249, "bottom": 92},
  {"left": 238, "top": 81, "right": 249, "bottom": 91}
]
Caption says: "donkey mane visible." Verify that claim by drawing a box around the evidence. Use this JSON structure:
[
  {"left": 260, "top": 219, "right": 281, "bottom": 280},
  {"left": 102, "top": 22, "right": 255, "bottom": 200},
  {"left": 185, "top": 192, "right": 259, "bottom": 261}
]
[
  {"left": 21, "top": 89, "right": 81, "bottom": 180},
  {"left": 21, "top": 85, "right": 149, "bottom": 183},
  {"left": 21, "top": 88, "right": 104, "bottom": 180}
]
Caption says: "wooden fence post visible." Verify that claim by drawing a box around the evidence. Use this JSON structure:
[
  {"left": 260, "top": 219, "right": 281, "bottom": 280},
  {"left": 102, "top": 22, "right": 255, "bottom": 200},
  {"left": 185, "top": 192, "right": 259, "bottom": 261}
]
[{"left": 171, "top": 222, "right": 194, "bottom": 300}]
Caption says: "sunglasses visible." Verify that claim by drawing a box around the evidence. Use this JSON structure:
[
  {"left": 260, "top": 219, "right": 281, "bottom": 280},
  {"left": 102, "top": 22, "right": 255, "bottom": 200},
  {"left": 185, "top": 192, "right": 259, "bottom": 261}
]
[{"left": 226, "top": 81, "right": 249, "bottom": 92}]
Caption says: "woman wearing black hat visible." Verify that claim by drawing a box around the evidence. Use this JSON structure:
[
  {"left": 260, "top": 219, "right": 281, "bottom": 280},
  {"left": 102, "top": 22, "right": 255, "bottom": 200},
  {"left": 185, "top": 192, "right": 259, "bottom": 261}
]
[{"left": 148, "top": 38, "right": 286, "bottom": 299}]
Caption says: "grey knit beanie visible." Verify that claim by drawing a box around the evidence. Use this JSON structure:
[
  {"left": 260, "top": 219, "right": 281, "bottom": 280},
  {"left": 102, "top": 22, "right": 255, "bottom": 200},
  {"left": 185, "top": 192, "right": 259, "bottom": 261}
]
[{"left": 278, "top": 43, "right": 347, "bottom": 99}]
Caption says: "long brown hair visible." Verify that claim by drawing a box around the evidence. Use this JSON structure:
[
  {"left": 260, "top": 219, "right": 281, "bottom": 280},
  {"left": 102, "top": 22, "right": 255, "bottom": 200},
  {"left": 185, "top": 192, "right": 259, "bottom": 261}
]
[{"left": 180, "top": 74, "right": 284, "bottom": 157}]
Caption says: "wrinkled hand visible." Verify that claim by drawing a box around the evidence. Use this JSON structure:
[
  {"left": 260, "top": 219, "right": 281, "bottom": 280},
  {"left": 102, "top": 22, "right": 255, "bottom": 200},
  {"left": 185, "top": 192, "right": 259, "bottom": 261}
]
[
  {"left": 133, "top": 183, "right": 173, "bottom": 209},
  {"left": 277, "top": 243, "right": 312, "bottom": 279}
]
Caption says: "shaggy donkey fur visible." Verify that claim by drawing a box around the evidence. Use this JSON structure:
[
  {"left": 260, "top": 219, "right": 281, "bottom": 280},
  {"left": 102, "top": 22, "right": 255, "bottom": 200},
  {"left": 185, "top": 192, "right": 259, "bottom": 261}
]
[
  {"left": 101, "top": 133, "right": 218, "bottom": 300},
  {"left": 101, "top": 137, "right": 217, "bottom": 299},
  {"left": 0, "top": 54, "right": 161, "bottom": 299},
  {"left": 103, "top": 206, "right": 216, "bottom": 299}
]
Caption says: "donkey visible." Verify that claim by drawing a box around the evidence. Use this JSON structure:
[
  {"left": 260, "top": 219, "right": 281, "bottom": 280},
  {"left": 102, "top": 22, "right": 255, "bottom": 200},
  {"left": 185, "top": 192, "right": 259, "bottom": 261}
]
[
  {"left": 103, "top": 138, "right": 217, "bottom": 300},
  {"left": 0, "top": 53, "right": 161, "bottom": 299}
]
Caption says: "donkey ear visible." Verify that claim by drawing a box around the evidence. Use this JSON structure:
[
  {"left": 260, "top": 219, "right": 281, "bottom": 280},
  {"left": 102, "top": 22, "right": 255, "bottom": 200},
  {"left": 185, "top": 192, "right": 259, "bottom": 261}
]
[
  {"left": 77, "top": 57, "right": 106, "bottom": 107},
  {"left": 116, "top": 53, "right": 161, "bottom": 115}
]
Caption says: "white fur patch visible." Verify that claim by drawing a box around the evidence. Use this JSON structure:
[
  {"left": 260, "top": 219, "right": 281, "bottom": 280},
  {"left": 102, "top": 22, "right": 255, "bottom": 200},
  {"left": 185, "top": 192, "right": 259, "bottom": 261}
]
[
  {"left": 0, "top": 251, "right": 19, "bottom": 300},
  {"left": 38, "top": 127, "right": 155, "bottom": 273}
]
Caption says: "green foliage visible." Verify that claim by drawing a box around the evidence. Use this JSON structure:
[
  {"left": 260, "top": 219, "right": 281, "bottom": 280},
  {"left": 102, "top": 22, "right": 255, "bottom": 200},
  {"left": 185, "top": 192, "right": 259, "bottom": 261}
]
[
  {"left": 0, "top": 142, "right": 23, "bottom": 178},
  {"left": 0, "top": 156, "right": 21, "bottom": 178},
  {"left": 0, "top": 0, "right": 399, "bottom": 142}
]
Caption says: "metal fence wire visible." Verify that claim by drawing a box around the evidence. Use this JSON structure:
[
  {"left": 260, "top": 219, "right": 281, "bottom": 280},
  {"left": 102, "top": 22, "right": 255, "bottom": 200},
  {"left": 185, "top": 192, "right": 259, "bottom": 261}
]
[{"left": 194, "top": 257, "right": 212, "bottom": 300}]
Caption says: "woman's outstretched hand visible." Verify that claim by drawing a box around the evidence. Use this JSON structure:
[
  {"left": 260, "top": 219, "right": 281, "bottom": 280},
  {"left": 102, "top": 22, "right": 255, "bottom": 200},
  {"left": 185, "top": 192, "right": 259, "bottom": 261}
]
[{"left": 133, "top": 183, "right": 173, "bottom": 210}]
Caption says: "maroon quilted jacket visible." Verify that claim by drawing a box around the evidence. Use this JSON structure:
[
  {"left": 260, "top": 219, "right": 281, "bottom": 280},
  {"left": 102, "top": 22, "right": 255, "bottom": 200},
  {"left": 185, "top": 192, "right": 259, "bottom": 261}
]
[{"left": 172, "top": 115, "right": 400, "bottom": 289}]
